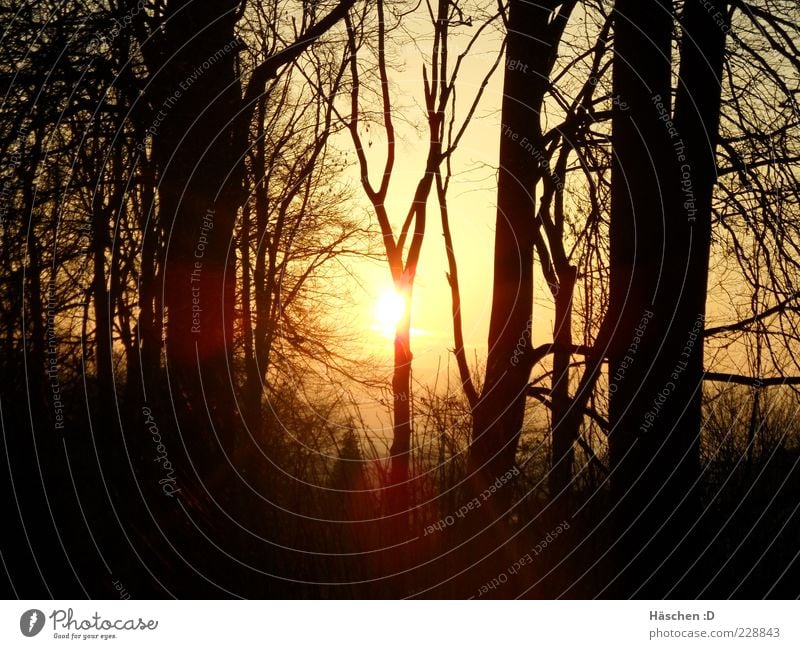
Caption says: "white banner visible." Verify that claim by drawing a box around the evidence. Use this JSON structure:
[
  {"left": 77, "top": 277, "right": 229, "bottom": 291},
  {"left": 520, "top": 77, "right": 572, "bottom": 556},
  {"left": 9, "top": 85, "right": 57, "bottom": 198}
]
[{"left": 0, "top": 600, "right": 797, "bottom": 648}]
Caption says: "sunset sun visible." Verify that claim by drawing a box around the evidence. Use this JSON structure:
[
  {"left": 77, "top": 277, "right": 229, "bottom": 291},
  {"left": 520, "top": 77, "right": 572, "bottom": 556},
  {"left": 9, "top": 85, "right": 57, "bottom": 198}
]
[{"left": 373, "top": 288, "right": 407, "bottom": 338}]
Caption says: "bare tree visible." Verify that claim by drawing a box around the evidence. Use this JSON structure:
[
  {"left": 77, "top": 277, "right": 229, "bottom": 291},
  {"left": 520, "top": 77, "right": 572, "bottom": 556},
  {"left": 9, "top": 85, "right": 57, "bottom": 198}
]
[
  {"left": 342, "top": 0, "right": 503, "bottom": 519},
  {"left": 466, "top": 0, "right": 577, "bottom": 526}
]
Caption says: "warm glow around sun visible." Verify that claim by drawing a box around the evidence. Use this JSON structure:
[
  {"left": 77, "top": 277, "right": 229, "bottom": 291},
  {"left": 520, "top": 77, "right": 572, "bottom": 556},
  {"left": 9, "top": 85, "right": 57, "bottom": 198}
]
[{"left": 373, "top": 288, "right": 407, "bottom": 338}]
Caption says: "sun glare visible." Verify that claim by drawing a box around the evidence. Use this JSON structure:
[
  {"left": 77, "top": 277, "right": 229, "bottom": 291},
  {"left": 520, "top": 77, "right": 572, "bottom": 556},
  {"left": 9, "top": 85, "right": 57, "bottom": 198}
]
[{"left": 373, "top": 288, "right": 407, "bottom": 338}]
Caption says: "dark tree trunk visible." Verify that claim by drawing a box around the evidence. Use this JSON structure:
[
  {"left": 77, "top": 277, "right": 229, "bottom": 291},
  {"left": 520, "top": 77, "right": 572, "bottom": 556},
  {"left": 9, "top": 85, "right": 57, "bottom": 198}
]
[
  {"left": 90, "top": 133, "right": 117, "bottom": 416},
  {"left": 468, "top": 0, "right": 567, "bottom": 517},
  {"left": 667, "top": 0, "right": 728, "bottom": 592},
  {"left": 674, "top": 0, "right": 727, "bottom": 326},
  {"left": 243, "top": 96, "right": 269, "bottom": 432},
  {"left": 388, "top": 316, "right": 413, "bottom": 513},
  {"left": 151, "top": 0, "right": 244, "bottom": 489},
  {"left": 606, "top": 0, "right": 727, "bottom": 597},
  {"left": 607, "top": 0, "right": 680, "bottom": 597},
  {"left": 131, "top": 153, "right": 162, "bottom": 401}
]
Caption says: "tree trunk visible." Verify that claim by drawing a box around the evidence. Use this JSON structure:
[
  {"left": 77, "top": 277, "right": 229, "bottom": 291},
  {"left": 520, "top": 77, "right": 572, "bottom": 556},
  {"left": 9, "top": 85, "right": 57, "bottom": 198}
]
[
  {"left": 468, "top": 0, "right": 555, "bottom": 515},
  {"left": 131, "top": 153, "right": 161, "bottom": 400},
  {"left": 152, "top": 1, "right": 244, "bottom": 490},
  {"left": 606, "top": 0, "right": 727, "bottom": 597},
  {"left": 388, "top": 310, "right": 413, "bottom": 516}
]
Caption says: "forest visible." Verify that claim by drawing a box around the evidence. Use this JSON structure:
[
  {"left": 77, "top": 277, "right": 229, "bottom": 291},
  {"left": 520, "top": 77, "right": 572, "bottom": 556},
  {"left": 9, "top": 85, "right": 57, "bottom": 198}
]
[{"left": 1, "top": 0, "right": 799, "bottom": 599}]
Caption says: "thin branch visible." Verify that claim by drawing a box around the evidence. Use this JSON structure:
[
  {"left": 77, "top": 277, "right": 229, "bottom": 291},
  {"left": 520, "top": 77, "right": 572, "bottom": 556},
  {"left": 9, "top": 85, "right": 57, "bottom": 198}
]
[
  {"left": 704, "top": 372, "right": 800, "bottom": 387},
  {"left": 705, "top": 291, "right": 800, "bottom": 336},
  {"left": 526, "top": 386, "right": 610, "bottom": 431}
]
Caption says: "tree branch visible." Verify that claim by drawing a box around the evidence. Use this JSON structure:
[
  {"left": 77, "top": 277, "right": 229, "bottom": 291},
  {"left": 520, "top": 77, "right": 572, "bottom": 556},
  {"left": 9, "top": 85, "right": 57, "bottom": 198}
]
[
  {"left": 705, "top": 291, "right": 800, "bottom": 336},
  {"left": 527, "top": 386, "right": 609, "bottom": 430},
  {"left": 703, "top": 372, "right": 800, "bottom": 387}
]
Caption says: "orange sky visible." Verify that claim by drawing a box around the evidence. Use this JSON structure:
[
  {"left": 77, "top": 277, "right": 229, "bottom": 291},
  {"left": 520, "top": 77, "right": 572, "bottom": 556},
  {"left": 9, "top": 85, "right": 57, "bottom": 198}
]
[{"left": 314, "top": 6, "right": 772, "bottom": 436}]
